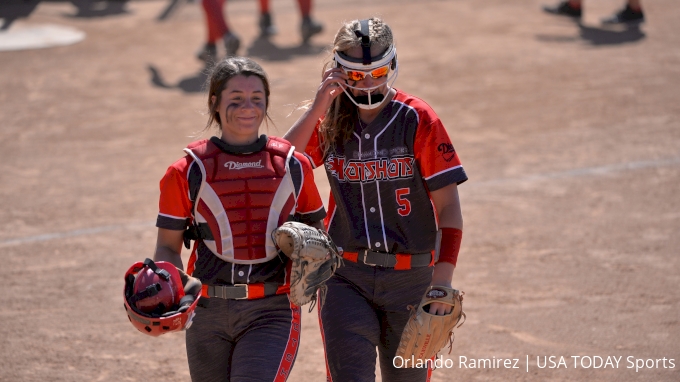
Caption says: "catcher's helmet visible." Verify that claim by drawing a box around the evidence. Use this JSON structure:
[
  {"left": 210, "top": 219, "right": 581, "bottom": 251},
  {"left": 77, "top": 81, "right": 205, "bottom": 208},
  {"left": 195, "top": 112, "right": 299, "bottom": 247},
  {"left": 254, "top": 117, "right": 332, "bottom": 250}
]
[
  {"left": 123, "top": 258, "right": 200, "bottom": 336},
  {"left": 333, "top": 19, "right": 399, "bottom": 110}
]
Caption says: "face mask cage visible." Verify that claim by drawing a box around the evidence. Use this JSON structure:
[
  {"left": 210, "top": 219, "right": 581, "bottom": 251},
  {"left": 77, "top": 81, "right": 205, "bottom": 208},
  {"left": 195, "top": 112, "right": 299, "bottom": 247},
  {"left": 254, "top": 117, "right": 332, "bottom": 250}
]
[{"left": 334, "top": 45, "right": 399, "bottom": 110}]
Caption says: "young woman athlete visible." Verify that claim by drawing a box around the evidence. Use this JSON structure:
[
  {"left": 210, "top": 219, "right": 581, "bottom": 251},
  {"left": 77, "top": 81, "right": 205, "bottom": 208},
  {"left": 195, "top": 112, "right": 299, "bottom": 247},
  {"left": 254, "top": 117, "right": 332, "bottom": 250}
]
[
  {"left": 153, "top": 56, "right": 326, "bottom": 381},
  {"left": 284, "top": 17, "right": 468, "bottom": 381}
]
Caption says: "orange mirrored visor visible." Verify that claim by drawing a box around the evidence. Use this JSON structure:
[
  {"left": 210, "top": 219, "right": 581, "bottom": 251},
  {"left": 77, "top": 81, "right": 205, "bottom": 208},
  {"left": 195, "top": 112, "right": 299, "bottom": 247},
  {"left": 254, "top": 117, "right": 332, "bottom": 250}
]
[{"left": 343, "top": 65, "right": 390, "bottom": 81}]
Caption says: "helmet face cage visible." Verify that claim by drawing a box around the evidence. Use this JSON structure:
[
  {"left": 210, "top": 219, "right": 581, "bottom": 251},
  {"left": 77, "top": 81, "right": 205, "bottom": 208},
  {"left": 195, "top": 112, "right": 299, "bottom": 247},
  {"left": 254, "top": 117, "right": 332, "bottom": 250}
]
[
  {"left": 334, "top": 44, "right": 399, "bottom": 111},
  {"left": 123, "top": 259, "right": 199, "bottom": 337}
]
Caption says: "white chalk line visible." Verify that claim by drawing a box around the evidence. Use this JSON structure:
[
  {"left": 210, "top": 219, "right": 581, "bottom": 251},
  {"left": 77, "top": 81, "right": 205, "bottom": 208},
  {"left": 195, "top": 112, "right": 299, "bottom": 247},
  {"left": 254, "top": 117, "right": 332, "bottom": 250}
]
[{"left": 1, "top": 157, "right": 678, "bottom": 248}]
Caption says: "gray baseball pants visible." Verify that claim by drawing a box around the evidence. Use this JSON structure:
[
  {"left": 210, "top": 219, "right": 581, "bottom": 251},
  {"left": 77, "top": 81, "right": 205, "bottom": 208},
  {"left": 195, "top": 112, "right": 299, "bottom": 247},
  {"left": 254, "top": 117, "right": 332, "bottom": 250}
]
[
  {"left": 318, "top": 261, "right": 434, "bottom": 382},
  {"left": 185, "top": 294, "right": 301, "bottom": 382}
]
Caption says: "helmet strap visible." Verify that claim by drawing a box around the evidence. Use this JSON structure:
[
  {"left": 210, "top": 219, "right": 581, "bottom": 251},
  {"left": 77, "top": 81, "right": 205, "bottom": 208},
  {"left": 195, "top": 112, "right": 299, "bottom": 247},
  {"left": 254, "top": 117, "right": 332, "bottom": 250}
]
[
  {"left": 354, "top": 19, "right": 372, "bottom": 65},
  {"left": 143, "top": 258, "right": 171, "bottom": 281},
  {"left": 128, "top": 282, "right": 162, "bottom": 305}
]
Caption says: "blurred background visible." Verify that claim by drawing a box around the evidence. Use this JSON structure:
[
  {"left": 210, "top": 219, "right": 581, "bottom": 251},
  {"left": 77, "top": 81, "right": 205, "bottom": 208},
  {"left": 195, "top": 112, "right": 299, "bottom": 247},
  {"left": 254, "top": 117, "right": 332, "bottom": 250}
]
[{"left": 0, "top": 0, "right": 678, "bottom": 381}]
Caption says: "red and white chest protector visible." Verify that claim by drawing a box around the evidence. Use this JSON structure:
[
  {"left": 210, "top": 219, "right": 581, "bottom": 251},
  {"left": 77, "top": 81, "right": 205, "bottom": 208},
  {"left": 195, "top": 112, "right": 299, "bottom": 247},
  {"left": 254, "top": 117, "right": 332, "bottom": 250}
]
[{"left": 184, "top": 137, "right": 298, "bottom": 264}]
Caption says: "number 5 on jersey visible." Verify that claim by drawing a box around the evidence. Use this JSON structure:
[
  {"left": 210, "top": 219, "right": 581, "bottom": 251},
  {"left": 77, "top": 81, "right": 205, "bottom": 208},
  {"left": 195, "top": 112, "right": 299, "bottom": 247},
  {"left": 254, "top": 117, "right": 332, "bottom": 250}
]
[{"left": 396, "top": 188, "right": 411, "bottom": 216}]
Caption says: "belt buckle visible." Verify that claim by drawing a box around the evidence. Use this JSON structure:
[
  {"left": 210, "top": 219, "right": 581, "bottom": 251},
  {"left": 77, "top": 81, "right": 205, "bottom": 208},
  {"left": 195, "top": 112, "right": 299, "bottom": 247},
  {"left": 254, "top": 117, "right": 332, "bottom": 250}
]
[
  {"left": 210, "top": 285, "right": 225, "bottom": 299},
  {"left": 233, "top": 284, "right": 249, "bottom": 300},
  {"left": 362, "top": 250, "right": 378, "bottom": 267}
]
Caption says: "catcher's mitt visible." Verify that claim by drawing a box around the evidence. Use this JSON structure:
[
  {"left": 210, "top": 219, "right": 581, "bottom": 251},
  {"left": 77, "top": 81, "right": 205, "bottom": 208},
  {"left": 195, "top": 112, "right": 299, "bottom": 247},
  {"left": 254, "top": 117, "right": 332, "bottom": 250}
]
[
  {"left": 395, "top": 286, "right": 465, "bottom": 363},
  {"left": 272, "top": 222, "right": 342, "bottom": 310}
]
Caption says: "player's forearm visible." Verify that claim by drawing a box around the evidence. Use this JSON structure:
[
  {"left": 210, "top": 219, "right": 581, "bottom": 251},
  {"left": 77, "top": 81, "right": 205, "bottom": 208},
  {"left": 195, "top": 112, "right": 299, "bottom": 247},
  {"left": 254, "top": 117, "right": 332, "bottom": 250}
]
[
  {"left": 435, "top": 190, "right": 463, "bottom": 231},
  {"left": 432, "top": 261, "right": 455, "bottom": 286},
  {"left": 430, "top": 183, "right": 463, "bottom": 230},
  {"left": 284, "top": 105, "right": 323, "bottom": 152},
  {"left": 430, "top": 184, "right": 464, "bottom": 275},
  {"left": 153, "top": 246, "right": 184, "bottom": 270},
  {"left": 153, "top": 228, "right": 185, "bottom": 270}
]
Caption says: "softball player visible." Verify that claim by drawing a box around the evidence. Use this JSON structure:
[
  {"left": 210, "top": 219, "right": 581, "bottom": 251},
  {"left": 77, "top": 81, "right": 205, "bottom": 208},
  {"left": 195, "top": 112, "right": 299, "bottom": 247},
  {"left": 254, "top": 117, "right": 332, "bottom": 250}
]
[
  {"left": 284, "top": 18, "right": 467, "bottom": 381},
  {"left": 153, "top": 57, "right": 326, "bottom": 382},
  {"left": 197, "top": 0, "right": 324, "bottom": 61}
]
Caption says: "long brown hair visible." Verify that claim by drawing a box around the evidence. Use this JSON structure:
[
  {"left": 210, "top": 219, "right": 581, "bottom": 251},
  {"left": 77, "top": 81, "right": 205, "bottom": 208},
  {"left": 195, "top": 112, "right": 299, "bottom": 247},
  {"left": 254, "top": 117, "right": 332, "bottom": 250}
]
[
  {"left": 204, "top": 56, "right": 274, "bottom": 132},
  {"left": 318, "top": 17, "right": 394, "bottom": 158}
]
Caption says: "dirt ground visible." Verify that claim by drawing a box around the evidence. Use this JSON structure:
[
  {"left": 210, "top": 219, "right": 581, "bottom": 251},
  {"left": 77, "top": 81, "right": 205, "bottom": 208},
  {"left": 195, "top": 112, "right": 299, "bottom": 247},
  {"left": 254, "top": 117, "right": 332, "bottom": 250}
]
[{"left": 0, "top": 0, "right": 679, "bottom": 381}]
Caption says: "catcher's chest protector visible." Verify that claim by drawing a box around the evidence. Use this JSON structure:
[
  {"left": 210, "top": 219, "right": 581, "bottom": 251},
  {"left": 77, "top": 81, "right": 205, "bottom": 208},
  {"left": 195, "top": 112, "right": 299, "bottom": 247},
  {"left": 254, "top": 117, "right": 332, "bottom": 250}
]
[{"left": 184, "top": 137, "right": 300, "bottom": 264}]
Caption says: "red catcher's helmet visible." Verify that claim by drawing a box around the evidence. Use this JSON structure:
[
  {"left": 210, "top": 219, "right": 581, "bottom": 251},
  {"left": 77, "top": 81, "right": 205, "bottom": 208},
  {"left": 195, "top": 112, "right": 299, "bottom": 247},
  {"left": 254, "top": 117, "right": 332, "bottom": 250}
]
[{"left": 123, "top": 259, "right": 200, "bottom": 337}]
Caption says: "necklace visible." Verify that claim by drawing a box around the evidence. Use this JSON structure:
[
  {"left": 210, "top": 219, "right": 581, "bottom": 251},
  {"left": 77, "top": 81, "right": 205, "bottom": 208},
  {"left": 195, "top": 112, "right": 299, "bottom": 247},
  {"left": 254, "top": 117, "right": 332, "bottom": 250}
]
[{"left": 356, "top": 115, "right": 367, "bottom": 134}]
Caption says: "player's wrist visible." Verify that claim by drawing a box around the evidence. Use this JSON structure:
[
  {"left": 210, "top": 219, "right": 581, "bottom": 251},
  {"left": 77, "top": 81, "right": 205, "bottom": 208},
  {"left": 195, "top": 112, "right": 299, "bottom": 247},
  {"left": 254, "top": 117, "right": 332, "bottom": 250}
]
[
  {"left": 431, "top": 262, "right": 454, "bottom": 287},
  {"left": 437, "top": 227, "right": 462, "bottom": 266},
  {"left": 310, "top": 96, "right": 330, "bottom": 116}
]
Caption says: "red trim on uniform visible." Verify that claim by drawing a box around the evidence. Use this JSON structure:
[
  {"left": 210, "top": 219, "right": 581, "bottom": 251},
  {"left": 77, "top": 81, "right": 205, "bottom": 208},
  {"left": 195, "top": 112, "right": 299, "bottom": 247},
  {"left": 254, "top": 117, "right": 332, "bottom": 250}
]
[
  {"left": 394, "top": 254, "right": 411, "bottom": 270},
  {"left": 426, "top": 356, "right": 434, "bottom": 381},
  {"left": 200, "top": 283, "right": 289, "bottom": 299},
  {"left": 342, "top": 251, "right": 434, "bottom": 270},
  {"left": 438, "top": 228, "right": 462, "bottom": 266},
  {"left": 249, "top": 283, "right": 265, "bottom": 299},
  {"left": 197, "top": 199, "right": 223, "bottom": 255},
  {"left": 303, "top": 120, "right": 325, "bottom": 168},
  {"left": 278, "top": 259, "right": 292, "bottom": 294},
  {"left": 343, "top": 251, "right": 359, "bottom": 263},
  {"left": 429, "top": 250, "right": 436, "bottom": 267},
  {"left": 186, "top": 242, "right": 198, "bottom": 275},
  {"left": 273, "top": 299, "right": 301, "bottom": 382},
  {"left": 317, "top": 293, "right": 334, "bottom": 382},
  {"left": 324, "top": 194, "right": 337, "bottom": 230}
]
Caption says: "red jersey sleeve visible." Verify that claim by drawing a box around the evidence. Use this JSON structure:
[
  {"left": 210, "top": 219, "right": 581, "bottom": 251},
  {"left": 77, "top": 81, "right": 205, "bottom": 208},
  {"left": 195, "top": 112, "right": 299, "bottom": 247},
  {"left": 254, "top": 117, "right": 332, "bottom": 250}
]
[
  {"left": 157, "top": 156, "right": 193, "bottom": 230},
  {"left": 303, "top": 120, "right": 325, "bottom": 168},
  {"left": 414, "top": 116, "right": 468, "bottom": 191},
  {"left": 292, "top": 152, "right": 326, "bottom": 224}
]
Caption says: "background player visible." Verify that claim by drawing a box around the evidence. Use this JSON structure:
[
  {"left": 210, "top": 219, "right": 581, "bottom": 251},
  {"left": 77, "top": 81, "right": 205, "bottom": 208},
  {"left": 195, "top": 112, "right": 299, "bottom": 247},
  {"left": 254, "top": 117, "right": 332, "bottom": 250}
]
[
  {"left": 258, "top": 0, "right": 323, "bottom": 42},
  {"left": 543, "top": 0, "right": 645, "bottom": 24},
  {"left": 284, "top": 17, "right": 467, "bottom": 381},
  {"left": 197, "top": 0, "right": 241, "bottom": 61},
  {"left": 197, "top": 0, "right": 324, "bottom": 62},
  {"left": 153, "top": 56, "right": 326, "bottom": 381}
]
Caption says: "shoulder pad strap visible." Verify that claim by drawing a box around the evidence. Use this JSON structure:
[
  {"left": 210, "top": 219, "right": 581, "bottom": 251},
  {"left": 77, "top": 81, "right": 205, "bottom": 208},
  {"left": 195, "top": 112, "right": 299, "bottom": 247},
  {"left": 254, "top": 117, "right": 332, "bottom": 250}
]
[{"left": 266, "top": 136, "right": 292, "bottom": 158}]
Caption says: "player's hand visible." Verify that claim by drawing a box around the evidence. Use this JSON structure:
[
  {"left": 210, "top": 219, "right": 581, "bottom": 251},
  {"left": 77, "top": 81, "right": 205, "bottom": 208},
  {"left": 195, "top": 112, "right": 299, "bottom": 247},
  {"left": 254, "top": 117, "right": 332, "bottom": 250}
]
[
  {"left": 311, "top": 67, "right": 347, "bottom": 112},
  {"left": 430, "top": 262, "right": 456, "bottom": 315},
  {"left": 427, "top": 282, "right": 463, "bottom": 315},
  {"left": 428, "top": 301, "right": 453, "bottom": 315}
]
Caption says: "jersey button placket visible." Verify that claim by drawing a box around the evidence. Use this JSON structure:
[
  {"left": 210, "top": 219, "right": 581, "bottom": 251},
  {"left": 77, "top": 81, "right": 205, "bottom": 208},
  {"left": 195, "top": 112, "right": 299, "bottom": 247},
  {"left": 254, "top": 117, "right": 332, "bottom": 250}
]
[
  {"left": 364, "top": 133, "right": 370, "bottom": 139},
  {"left": 370, "top": 207, "right": 375, "bottom": 213}
]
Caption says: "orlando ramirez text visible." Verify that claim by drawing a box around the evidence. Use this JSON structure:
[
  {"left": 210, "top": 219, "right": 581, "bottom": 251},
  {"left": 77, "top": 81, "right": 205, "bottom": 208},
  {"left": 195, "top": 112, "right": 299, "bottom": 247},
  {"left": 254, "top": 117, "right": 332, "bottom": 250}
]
[{"left": 458, "top": 356, "right": 520, "bottom": 369}]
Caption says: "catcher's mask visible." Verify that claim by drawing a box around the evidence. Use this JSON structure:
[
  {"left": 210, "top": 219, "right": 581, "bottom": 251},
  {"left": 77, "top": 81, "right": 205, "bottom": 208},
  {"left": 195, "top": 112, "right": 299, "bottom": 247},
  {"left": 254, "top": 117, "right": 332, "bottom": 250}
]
[
  {"left": 123, "top": 258, "right": 200, "bottom": 337},
  {"left": 334, "top": 19, "right": 398, "bottom": 110}
]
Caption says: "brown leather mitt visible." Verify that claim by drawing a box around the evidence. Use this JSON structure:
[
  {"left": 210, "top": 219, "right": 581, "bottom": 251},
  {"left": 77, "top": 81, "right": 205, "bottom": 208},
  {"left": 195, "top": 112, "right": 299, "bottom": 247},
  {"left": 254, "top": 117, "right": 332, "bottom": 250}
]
[
  {"left": 395, "top": 286, "right": 466, "bottom": 363},
  {"left": 271, "top": 221, "right": 342, "bottom": 310}
]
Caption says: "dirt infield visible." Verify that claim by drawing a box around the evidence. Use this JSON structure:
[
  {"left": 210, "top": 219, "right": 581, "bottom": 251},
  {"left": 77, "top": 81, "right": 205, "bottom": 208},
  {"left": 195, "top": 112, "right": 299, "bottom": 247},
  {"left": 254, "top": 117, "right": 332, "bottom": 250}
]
[{"left": 1, "top": 0, "right": 678, "bottom": 381}]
